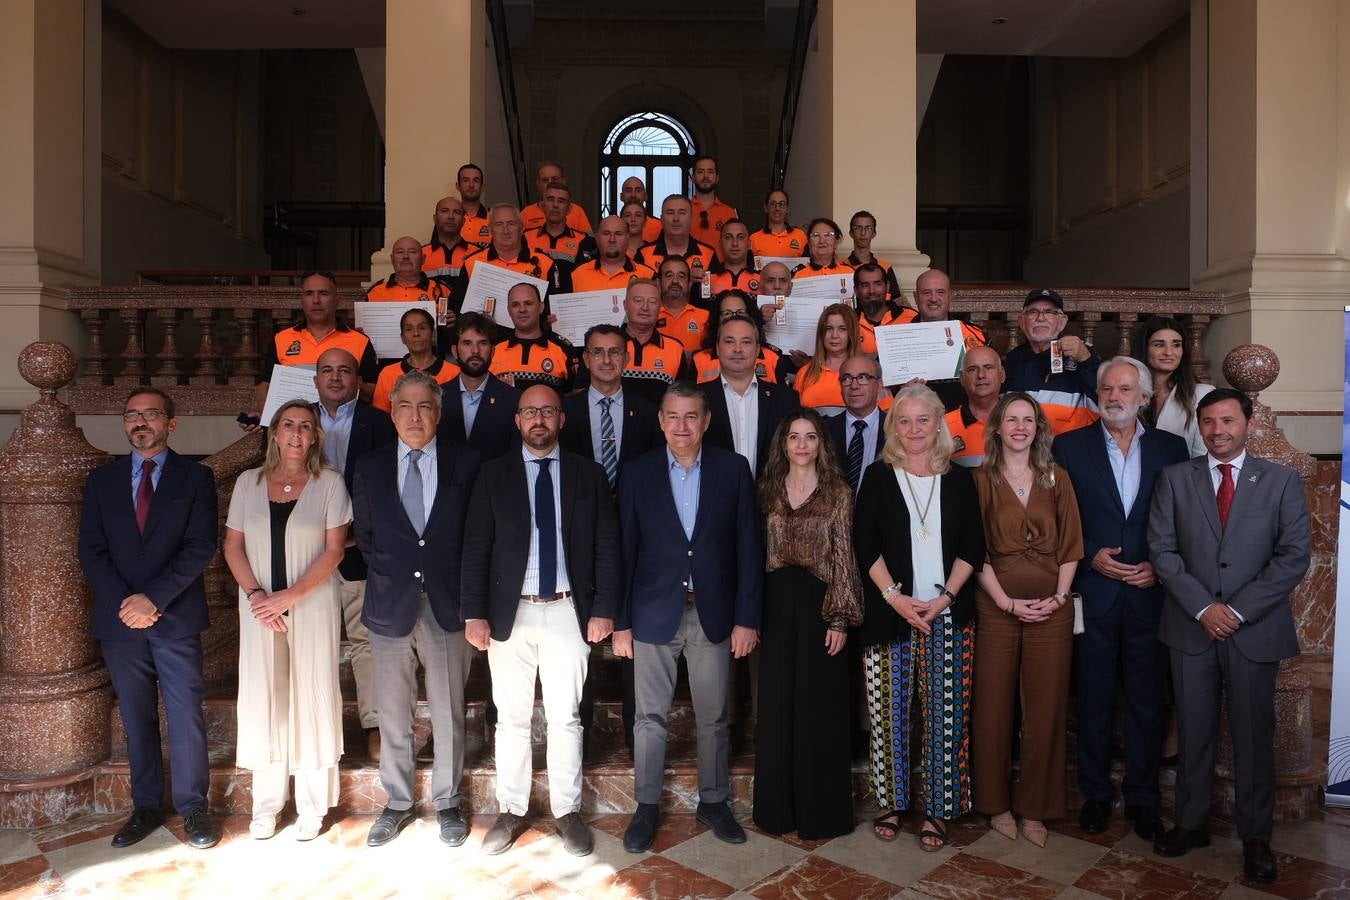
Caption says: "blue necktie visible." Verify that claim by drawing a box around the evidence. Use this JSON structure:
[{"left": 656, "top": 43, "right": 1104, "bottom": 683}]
[
  {"left": 535, "top": 458, "right": 556, "bottom": 597},
  {"left": 599, "top": 397, "right": 618, "bottom": 489},
  {"left": 846, "top": 420, "right": 866, "bottom": 492}
]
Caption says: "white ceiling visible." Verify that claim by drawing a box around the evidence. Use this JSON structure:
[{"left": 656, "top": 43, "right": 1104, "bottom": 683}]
[{"left": 108, "top": 0, "right": 1186, "bottom": 56}]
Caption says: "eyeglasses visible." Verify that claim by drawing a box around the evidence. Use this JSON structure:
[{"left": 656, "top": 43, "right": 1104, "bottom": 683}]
[
  {"left": 123, "top": 410, "right": 168, "bottom": 423},
  {"left": 518, "top": 405, "right": 561, "bottom": 420},
  {"left": 1023, "top": 307, "right": 1063, "bottom": 320},
  {"left": 766, "top": 200, "right": 788, "bottom": 208},
  {"left": 850, "top": 224, "right": 876, "bottom": 233},
  {"left": 808, "top": 232, "right": 835, "bottom": 240},
  {"left": 839, "top": 374, "right": 878, "bottom": 386}
]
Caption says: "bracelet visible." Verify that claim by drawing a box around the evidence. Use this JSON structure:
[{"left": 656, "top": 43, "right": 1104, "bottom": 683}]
[
  {"left": 934, "top": 584, "right": 956, "bottom": 602},
  {"left": 245, "top": 587, "right": 264, "bottom": 598},
  {"left": 882, "top": 582, "right": 904, "bottom": 602},
  {"left": 1003, "top": 598, "right": 1016, "bottom": 614}
]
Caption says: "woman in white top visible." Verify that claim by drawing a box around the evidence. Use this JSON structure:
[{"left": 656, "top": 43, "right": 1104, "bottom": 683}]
[
  {"left": 1133, "top": 316, "right": 1214, "bottom": 458},
  {"left": 223, "top": 399, "right": 351, "bottom": 841}
]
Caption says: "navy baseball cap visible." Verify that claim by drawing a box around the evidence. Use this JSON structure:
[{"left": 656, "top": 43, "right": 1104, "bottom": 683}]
[{"left": 1023, "top": 288, "right": 1064, "bottom": 310}]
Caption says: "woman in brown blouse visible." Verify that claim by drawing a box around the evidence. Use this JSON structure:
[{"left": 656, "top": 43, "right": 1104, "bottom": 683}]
[
  {"left": 973, "top": 392, "right": 1084, "bottom": 848},
  {"left": 752, "top": 408, "right": 863, "bottom": 840}
]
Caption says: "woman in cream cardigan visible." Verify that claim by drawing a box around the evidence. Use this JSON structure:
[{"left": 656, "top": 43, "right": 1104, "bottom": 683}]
[{"left": 223, "top": 399, "right": 351, "bottom": 841}]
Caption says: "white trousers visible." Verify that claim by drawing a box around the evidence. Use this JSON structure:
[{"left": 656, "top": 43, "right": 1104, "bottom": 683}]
[
  {"left": 487, "top": 598, "right": 591, "bottom": 817},
  {"left": 251, "top": 762, "right": 339, "bottom": 820}
]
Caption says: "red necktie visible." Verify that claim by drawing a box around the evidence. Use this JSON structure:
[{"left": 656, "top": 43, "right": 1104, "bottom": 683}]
[
  {"left": 1216, "top": 462, "right": 1235, "bottom": 530},
  {"left": 136, "top": 459, "right": 156, "bottom": 533}
]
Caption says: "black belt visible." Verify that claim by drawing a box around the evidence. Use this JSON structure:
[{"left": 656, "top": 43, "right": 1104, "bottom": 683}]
[{"left": 521, "top": 591, "right": 572, "bottom": 604}]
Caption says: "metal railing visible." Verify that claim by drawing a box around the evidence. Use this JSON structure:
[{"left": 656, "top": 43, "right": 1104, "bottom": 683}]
[{"left": 770, "top": 0, "right": 819, "bottom": 190}]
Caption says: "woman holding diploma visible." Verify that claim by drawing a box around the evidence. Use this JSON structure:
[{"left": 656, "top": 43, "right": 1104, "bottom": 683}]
[
  {"left": 370, "top": 308, "right": 459, "bottom": 412},
  {"left": 853, "top": 385, "right": 985, "bottom": 852},
  {"left": 793, "top": 305, "right": 892, "bottom": 416},
  {"left": 971, "top": 392, "right": 1083, "bottom": 847},
  {"left": 793, "top": 217, "right": 854, "bottom": 279},
  {"left": 752, "top": 410, "right": 862, "bottom": 840}
]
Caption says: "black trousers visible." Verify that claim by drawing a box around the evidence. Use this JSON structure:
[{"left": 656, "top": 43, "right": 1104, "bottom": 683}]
[{"left": 752, "top": 567, "right": 854, "bottom": 840}]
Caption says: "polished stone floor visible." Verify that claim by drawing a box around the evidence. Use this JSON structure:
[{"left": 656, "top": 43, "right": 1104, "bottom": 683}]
[{"left": 2, "top": 804, "right": 1348, "bottom": 899}]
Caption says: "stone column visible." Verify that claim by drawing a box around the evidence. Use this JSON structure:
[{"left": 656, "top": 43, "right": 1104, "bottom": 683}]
[
  {"left": 0, "top": 0, "right": 100, "bottom": 409},
  {"left": 370, "top": 0, "right": 488, "bottom": 282},
  {"left": 1193, "top": 0, "right": 1350, "bottom": 455},
  {"left": 0, "top": 343, "right": 112, "bottom": 779},
  {"left": 786, "top": 0, "right": 929, "bottom": 294}
]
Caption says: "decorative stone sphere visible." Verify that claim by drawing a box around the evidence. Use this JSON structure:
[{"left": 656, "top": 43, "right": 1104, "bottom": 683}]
[
  {"left": 1223, "top": 343, "right": 1279, "bottom": 394},
  {"left": 17, "top": 342, "right": 77, "bottom": 392}
]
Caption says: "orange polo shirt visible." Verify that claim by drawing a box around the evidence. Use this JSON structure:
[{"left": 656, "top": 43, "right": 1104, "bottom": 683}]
[
  {"left": 622, "top": 329, "right": 691, "bottom": 404},
  {"left": 795, "top": 364, "right": 894, "bottom": 412},
  {"left": 460, "top": 203, "right": 491, "bottom": 247},
  {"left": 946, "top": 403, "right": 988, "bottom": 468},
  {"left": 569, "top": 258, "right": 655, "bottom": 292},
  {"left": 636, "top": 236, "right": 716, "bottom": 274},
  {"left": 259, "top": 323, "right": 379, "bottom": 384},
  {"left": 692, "top": 346, "right": 784, "bottom": 384},
  {"left": 463, "top": 244, "right": 557, "bottom": 287},
  {"left": 366, "top": 274, "right": 452, "bottom": 304},
  {"left": 749, "top": 226, "right": 808, "bottom": 261},
  {"left": 690, "top": 197, "right": 738, "bottom": 248},
  {"left": 706, "top": 260, "right": 761, "bottom": 295},
  {"left": 372, "top": 356, "right": 461, "bottom": 412},
  {"left": 525, "top": 225, "right": 596, "bottom": 265},
  {"left": 656, "top": 304, "right": 710, "bottom": 354},
  {"left": 641, "top": 216, "right": 663, "bottom": 243},
  {"left": 522, "top": 202, "right": 592, "bottom": 233},
  {"left": 794, "top": 259, "right": 856, "bottom": 280},
  {"left": 422, "top": 232, "right": 474, "bottom": 280},
  {"left": 490, "top": 333, "right": 575, "bottom": 391},
  {"left": 857, "top": 304, "right": 910, "bottom": 355}
]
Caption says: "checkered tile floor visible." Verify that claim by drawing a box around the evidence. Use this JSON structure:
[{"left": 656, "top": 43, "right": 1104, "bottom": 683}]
[{"left": 3, "top": 805, "right": 1348, "bottom": 898}]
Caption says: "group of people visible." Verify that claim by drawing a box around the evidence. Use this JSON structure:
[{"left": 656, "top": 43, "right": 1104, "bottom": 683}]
[{"left": 77, "top": 160, "right": 1311, "bottom": 888}]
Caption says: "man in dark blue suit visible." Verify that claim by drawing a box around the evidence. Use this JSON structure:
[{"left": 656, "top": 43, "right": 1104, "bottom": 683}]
[
  {"left": 1052, "top": 356, "right": 1188, "bottom": 840},
  {"left": 313, "top": 347, "right": 396, "bottom": 760},
  {"left": 352, "top": 370, "right": 481, "bottom": 849},
  {"left": 437, "top": 312, "right": 521, "bottom": 461},
  {"left": 613, "top": 382, "right": 764, "bottom": 853},
  {"left": 77, "top": 388, "right": 220, "bottom": 850}
]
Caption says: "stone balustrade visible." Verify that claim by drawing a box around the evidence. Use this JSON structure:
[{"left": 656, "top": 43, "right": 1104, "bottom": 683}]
[{"left": 65, "top": 284, "right": 1224, "bottom": 417}]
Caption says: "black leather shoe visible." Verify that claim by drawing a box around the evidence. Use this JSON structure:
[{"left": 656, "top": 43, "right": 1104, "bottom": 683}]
[
  {"left": 696, "top": 801, "right": 747, "bottom": 844},
  {"left": 182, "top": 808, "right": 219, "bottom": 849},
  {"left": 111, "top": 807, "right": 163, "bottom": 848},
  {"left": 1125, "top": 805, "right": 1164, "bottom": 842},
  {"left": 1154, "top": 826, "right": 1210, "bottom": 857},
  {"left": 1079, "top": 799, "right": 1112, "bottom": 834},
  {"left": 438, "top": 808, "right": 468, "bottom": 847},
  {"left": 556, "top": 812, "right": 594, "bottom": 857},
  {"left": 1243, "top": 839, "right": 1278, "bottom": 883},
  {"left": 366, "top": 806, "right": 415, "bottom": 847},
  {"left": 481, "top": 812, "right": 528, "bottom": 855},
  {"left": 623, "top": 803, "right": 660, "bottom": 853}
]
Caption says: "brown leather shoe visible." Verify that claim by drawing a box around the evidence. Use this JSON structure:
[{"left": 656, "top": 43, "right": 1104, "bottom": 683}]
[
  {"left": 366, "top": 728, "right": 381, "bottom": 762},
  {"left": 555, "top": 812, "right": 593, "bottom": 857},
  {"left": 481, "top": 812, "right": 528, "bottom": 855}
]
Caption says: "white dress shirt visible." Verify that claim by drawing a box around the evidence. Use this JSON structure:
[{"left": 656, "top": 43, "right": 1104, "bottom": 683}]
[
  {"left": 396, "top": 438, "right": 437, "bottom": 516},
  {"left": 521, "top": 444, "right": 571, "bottom": 595},
  {"left": 722, "top": 376, "right": 760, "bottom": 474},
  {"left": 587, "top": 385, "right": 624, "bottom": 462}
]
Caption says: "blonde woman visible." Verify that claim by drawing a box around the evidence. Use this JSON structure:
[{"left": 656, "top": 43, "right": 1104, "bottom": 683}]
[
  {"left": 223, "top": 399, "right": 351, "bottom": 841},
  {"left": 972, "top": 392, "right": 1083, "bottom": 847},
  {"left": 853, "top": 384, "right": 985, "bottom": 851}
]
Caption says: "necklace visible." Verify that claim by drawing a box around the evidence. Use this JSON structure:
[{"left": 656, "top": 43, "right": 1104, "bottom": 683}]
[
  {"left": 901, "top": 469, "right": 937, "bottom": 540},
  {"left": 1005, "top": 467, "right": 1033, "bottom": 498}
]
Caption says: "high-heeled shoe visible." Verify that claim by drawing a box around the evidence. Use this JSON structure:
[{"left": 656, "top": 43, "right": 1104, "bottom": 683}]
[
  {"left": 989, "top": 811, "right": 1018, "bottom": 841},
  {"left": 1022, "top": 819, "right": 1048, "bottom": 847}
]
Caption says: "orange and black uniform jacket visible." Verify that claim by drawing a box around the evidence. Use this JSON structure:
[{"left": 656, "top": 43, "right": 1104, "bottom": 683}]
[
  {"left": 522, "top": 202, "right": 593, "bottom": 233},
  {"left": 258, "top": 321, "right": 379, "bottom": 383},
  {"left": 641, "top": 216, "right": 663, "bottom": 243},
  {"left": 525, "top": 225, "right": 598, "bottom": 266},
  {"left": 366, "top": 273, "right": 452, "bottom": 304},
  {"left": 884, "top": 308, "right": 989, "bottom": 351},
  {"left": 490, "top": 332, "right": 575, "bottom": 392},
  {"left": 846, "top": 251, "right": 904, "bottom": 299},
  {"left": 656, "top": 304, "right": 711, "bottom": 354},
  {"left": 569, "top": 258, "right": 655, "bottom": 292},
  {"left": 464, "top": 244, "right": 572, "bottom": 297},
  {"left": 794, "top": 258, "right": 856, "bottom": 280},
  {"left": 795, "top": 364, "right": 894, "bottom": 412},
  {"left": 422, "top": 231, "right": 474, "bottom": 282},
  {"left": 692, "top": 345, "right": 788, "bottom": 384},
  {"left": 460, "top": 203, "right": 491, "bottom": 247},
  {"left": 705, "top": 259, "right": 761, "bottom": 295},
  {"left": 621, "top": 329, "right": 692, "bottom": 405},
  {"left": 690, "top": 198, "right": 738, "bottom": 248},
  {"left": 372, "top": 356, "right": 461, "bottom": 412},
  {"left": 749, "top": 226, "right": 808, "bottom": 261},
  {"left": 636, "top": 235, "right": 716, "bottom": 273},
  {"left": 946, "top": 403, "right": 988, "bottom": 468},
  {"left": 857, "top": 303, "right": 911, "bottom": 355}
]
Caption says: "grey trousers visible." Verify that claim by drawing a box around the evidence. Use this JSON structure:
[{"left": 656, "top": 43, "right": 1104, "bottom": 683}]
[
  {"left": 337, "top": 575, "right": 377, "bottom": 729},
  {"left": 1171, "top": 641, "right": 1278, "bottom": 841},
  {"left": 634, "top": 603, "right": 731, "bottom": 806},
  {"left": 369, "top": 597, "right": 472, "bottom": 811}
]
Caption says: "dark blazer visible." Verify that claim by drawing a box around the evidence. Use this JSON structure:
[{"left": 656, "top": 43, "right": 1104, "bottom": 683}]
[
  {"left": 617, "top": 445, "right": 763, "bottom": 645},
  {"left": 316, "top": 399, "right": 397, "bottom": 581},
  {"left": 460, "top": 449, "right": 621, "bottom": 641},
  {"left": 699, "top": 379, "right": 800, "bottom": 477},
  {"left": 351, "top": 438, "right": 481, "bottom": 637},
  {"left": 437, "top": 374, "right": 521, "bottom": 461},
  {"left": 558, "top": 387, "right": 663, "bottom": 480},
  {"left": 852, "top": 460, "right": 985, "bottom": 647},
  {"left": 1052, "top": 423, "right": 1188, "bottom": 622},
  {"left": 826, "top": 408, "right": 888, "bottom": 473},
  {"left": 1149, "top": 454, "right": 1311, "bottom": 662},
  {"left": 78, "top": 450, "right": 219, "bottom": 641}
]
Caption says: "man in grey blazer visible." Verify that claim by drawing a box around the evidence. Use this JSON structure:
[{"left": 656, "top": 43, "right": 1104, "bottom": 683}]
[{"left": 1148, "top": 388, "right": 1311, "bottom": 883}]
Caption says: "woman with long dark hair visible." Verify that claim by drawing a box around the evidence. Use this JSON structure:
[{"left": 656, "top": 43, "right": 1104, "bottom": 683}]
[
  {"left": 1132, "top": 316, "right": 1214, "bottom": 457},
  {"left": 752, "top": 409, "right": 863, "bottom": 840}
]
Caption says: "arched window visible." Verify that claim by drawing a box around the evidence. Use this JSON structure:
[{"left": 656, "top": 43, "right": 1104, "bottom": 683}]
[{"left": 599, "top": 111, "right": 698, "bottom": 218}]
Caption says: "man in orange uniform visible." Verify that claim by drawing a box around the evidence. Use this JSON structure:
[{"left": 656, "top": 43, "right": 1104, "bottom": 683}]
[
  {"left": 522, "top": 162, "right": 592, "bottom": 232},
  {"left": 423, "top": 197, "right": 474, "bottom": 285},
  {"left": 945, "top": 346, "right": 1004, "bottom": 468},
  {"left": 898, "top": 268, "right": 990, "bottom": 410},
  {"left": 621, "top": 177, "right": 663, "bottom": 243},
  {"left": 844, "top": 211, "right": 903, "bottom": 299},
  {"left": 368, "top": 236, "right": 453, "bottom": 306},
  {"left": 525, "top": 184, "right": 597, "bottom": 266},
  {"left": 854, "top": 263, "right": 910, "bottom": 356},
  {"left": 705, "top": 220, "right": 760, "bottom": 298},
  {"left": 571, "top": 216, "right": 655, "bottom": 292},
  {"left": 655, "top": 257, "right": 710, "bottom": 353},
  {"left": 456, "top": 163, "right": 491, "bottom": 246},
  {"left": 637, "top": 195, "right": 715, "bottom": 284},
  {"left": 490, "top": 283, "right": 574, "bottom": 392},
  {"left": 689, "top": 156, "right": 737, "bottom": 249},
  {"left": 464, "top": 205, "right": 569, "bottom": 300},
  {"left": 620, "top": 279, "right": 691, "bottom": 405}
]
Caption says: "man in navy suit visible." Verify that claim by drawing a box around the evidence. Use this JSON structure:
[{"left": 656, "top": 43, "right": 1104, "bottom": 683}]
[
  {"left": 437, "top": 312, "right": 521, "bottom": 461},
  {"left": 1052, "top": 356, "right": 1187, "bottom": 840},
  {"left": 613, "top": 382, "right": 764, "bottom": 853},
  {"left": 313, "top": 347, "right": 396, "bottom": 760},
  {"left": 352, "top": 370, "right": 481, "bottom": 849},
  {"left": 826, "top": 354, "right": 888, "bottom": 492},
  {"left": 77, "top": 388, "right": 220, "bottom": 850},
  {"left": 699, "top": 314, "right": 799, "bottom": 478}
]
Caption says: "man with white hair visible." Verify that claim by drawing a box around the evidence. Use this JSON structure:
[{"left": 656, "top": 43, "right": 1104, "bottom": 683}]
[{"left": 1051, "top": 356, "right": 1188, "bottom": 842}]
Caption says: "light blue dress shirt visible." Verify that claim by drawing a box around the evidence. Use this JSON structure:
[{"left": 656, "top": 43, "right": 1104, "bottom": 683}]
[
  {"left": 587, "top": 386, "right": 624, "bottom": 464},
  {"left": 667, "top": 447, "right": 702, "bottom": 590},
  {"left": 397, "top": 439, "right": 438, "bottom": 516},
  {"left": 521, "top": 444, "right": 571, "bottom": 594},
  {"left": 130, "top": 449, "right": 169, "bottom": 504},
  {"left": 460, "top": 379, "right": 487, "bottom": 436},
  {"left": 1103, "top": 420, "right": 1144, "bottom": 515},
  {"left": 318, "top": 395, "right": 359, "bottom": 474}
]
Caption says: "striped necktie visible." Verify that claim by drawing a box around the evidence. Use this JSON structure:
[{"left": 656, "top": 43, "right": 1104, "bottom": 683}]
[
  {"left": 846, "top": 420, "right": 866, "bottom": 492},
  {"left": 599, "top": 397, "right": 618, "bottom": 489}
]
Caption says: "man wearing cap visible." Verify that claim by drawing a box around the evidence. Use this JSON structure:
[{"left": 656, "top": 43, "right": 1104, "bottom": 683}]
[{"left": 1003, "top": 288, "right": 1100, "bottom": 434}]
